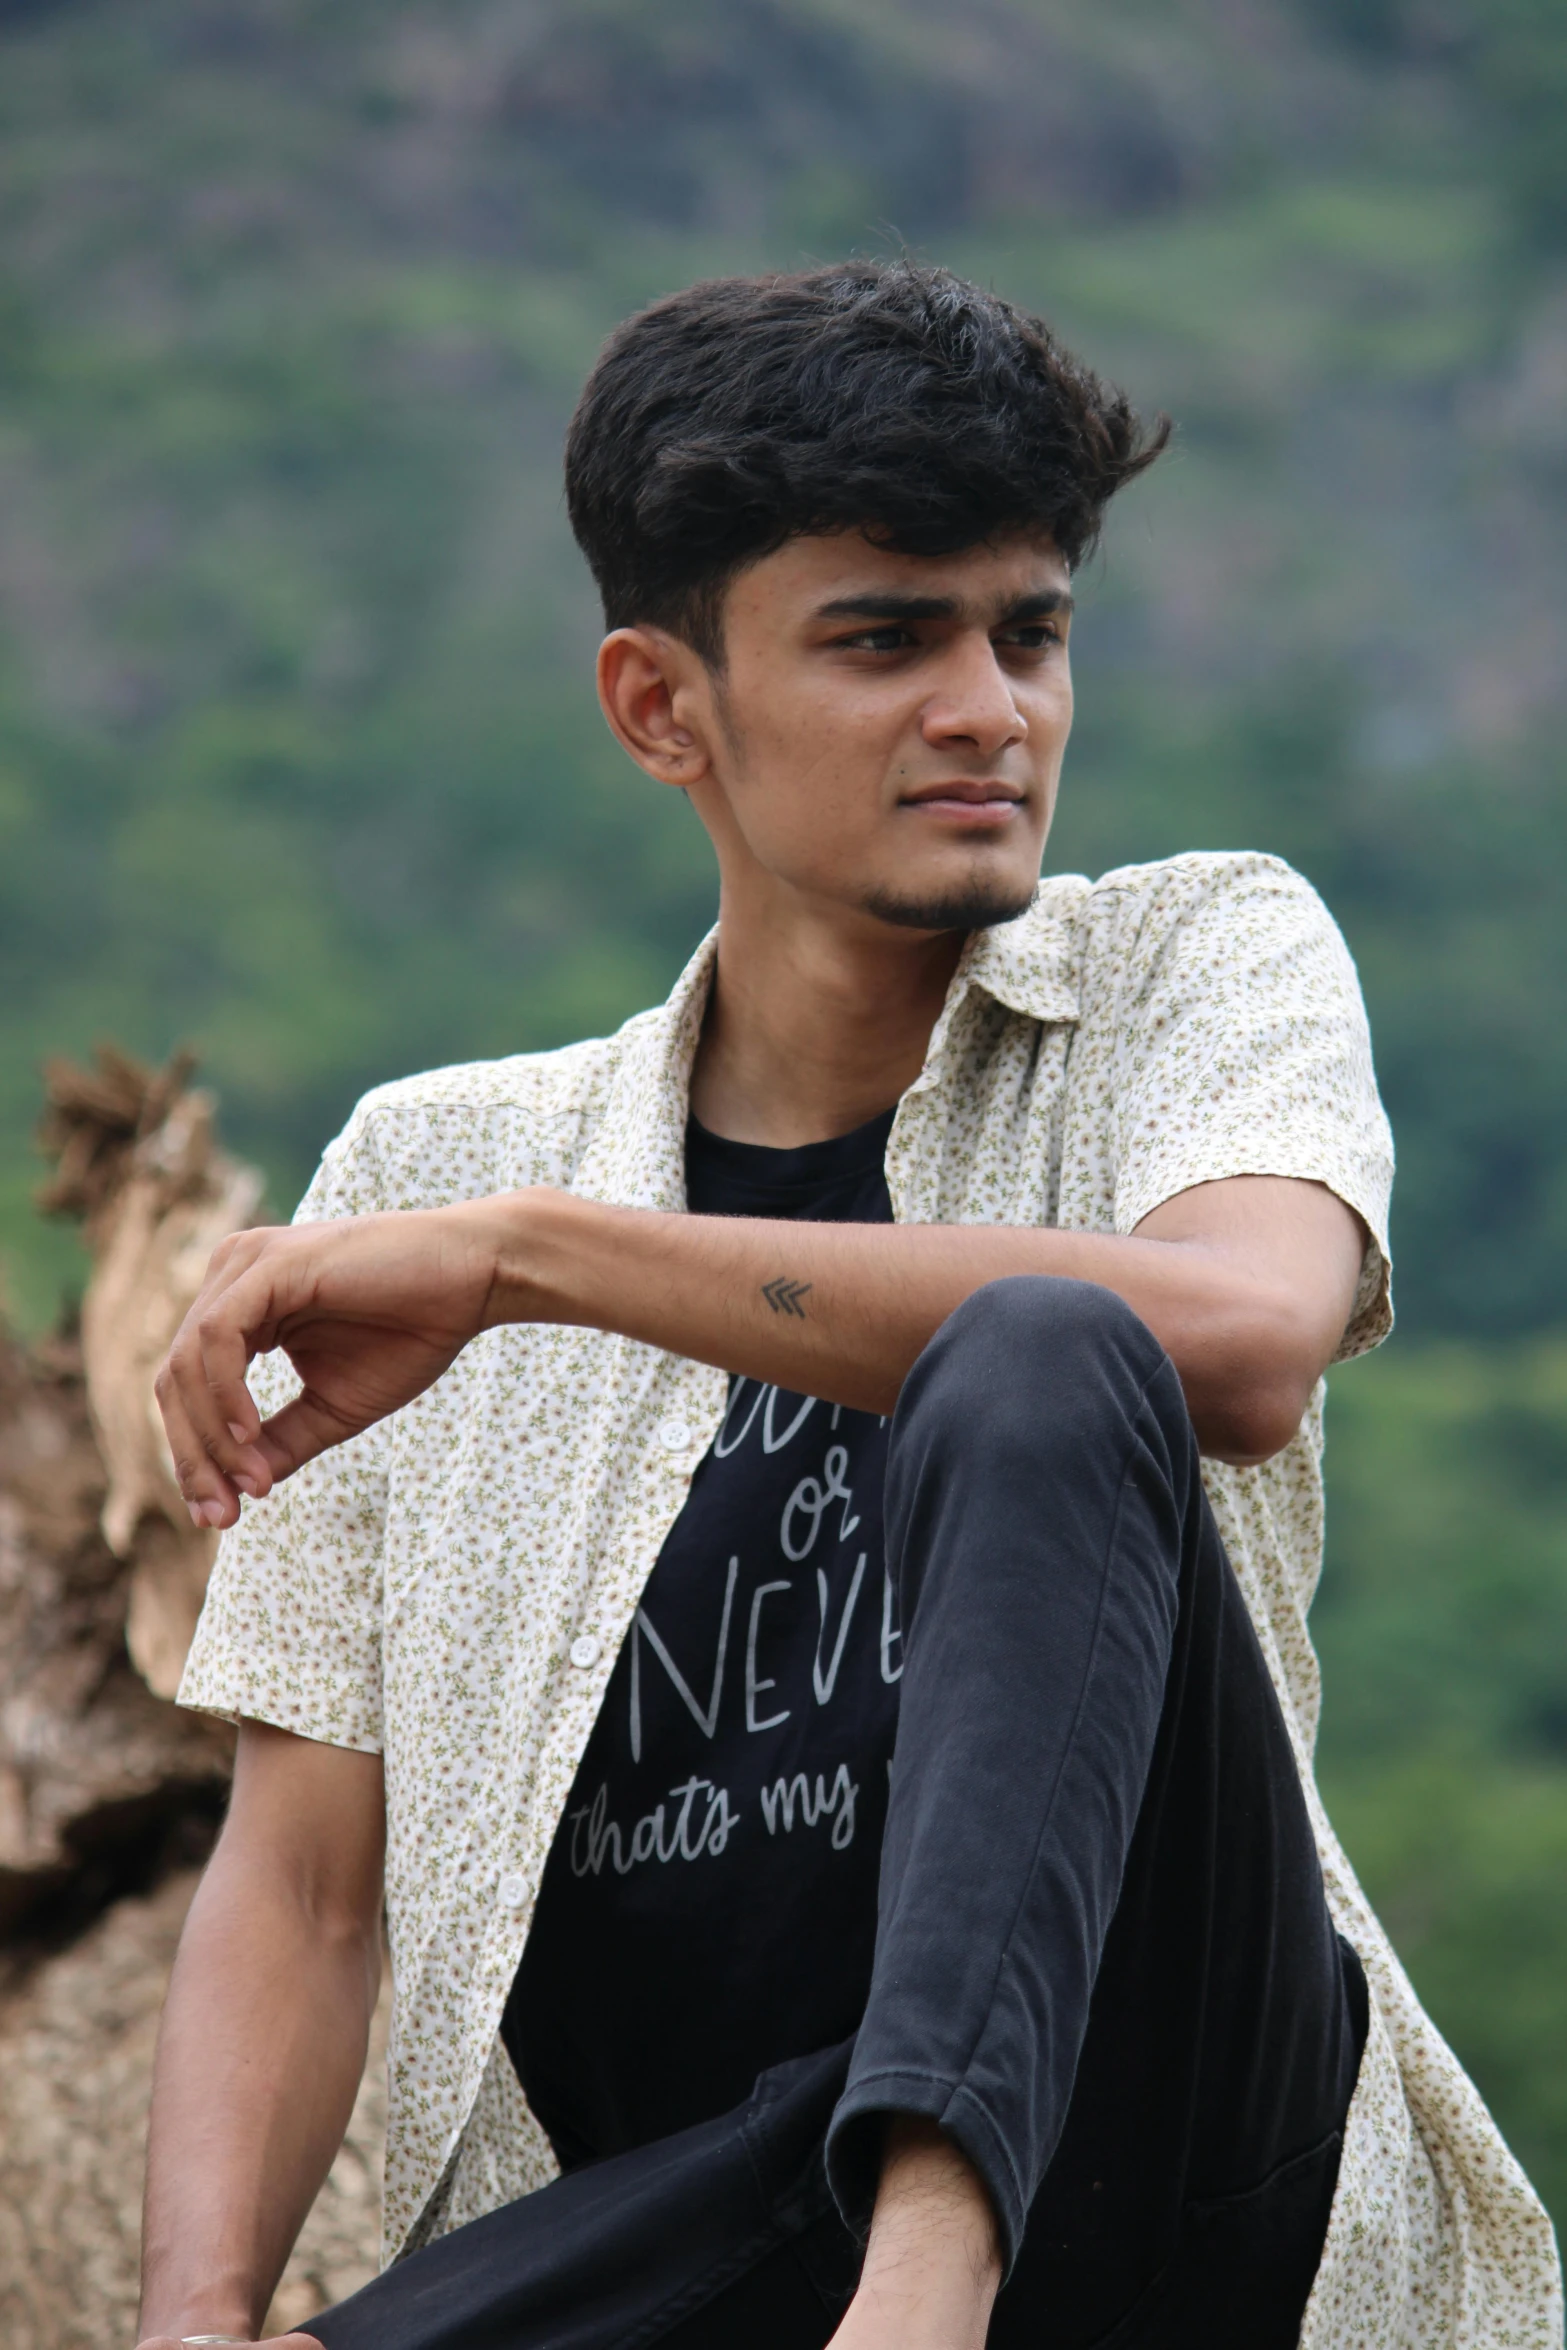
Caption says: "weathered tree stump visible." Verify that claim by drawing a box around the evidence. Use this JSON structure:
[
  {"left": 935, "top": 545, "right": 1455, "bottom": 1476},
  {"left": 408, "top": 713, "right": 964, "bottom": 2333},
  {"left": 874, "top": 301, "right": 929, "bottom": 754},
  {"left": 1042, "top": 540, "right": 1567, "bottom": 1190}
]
[{"left": 0, "top": 1051, "right": 386, "bottom": 2343}]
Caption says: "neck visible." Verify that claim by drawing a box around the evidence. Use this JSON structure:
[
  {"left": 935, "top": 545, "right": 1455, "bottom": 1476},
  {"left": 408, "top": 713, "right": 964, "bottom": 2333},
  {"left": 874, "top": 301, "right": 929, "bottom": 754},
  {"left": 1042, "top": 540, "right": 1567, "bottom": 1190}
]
[{"left": 689, "top": 886, "right": 967, "bottom": 1147}]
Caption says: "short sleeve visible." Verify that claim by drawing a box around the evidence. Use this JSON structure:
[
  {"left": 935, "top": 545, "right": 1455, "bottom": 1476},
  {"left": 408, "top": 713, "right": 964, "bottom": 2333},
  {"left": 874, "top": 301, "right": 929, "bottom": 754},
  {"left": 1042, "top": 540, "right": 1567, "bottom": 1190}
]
[
  {"left": 1107, "top": 855, "right": 1394, "bottom": 1361},
  {"left": 177, "top": 1111, "right": 390, "bottom": 1749}
]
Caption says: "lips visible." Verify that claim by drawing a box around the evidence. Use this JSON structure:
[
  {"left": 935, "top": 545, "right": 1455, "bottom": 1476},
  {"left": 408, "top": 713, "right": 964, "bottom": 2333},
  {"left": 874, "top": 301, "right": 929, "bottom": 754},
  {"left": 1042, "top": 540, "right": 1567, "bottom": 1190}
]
[
  {"left": 900, "top": 782, "right": 1024, "bottom": 821},
  {"left": 901, "top": 780, "right": 1023, "bottom": 805}
]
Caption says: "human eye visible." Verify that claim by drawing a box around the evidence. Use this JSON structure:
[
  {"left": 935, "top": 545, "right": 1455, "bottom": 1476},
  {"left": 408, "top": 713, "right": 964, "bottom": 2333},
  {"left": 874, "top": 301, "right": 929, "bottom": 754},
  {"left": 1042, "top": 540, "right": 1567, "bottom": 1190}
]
[
  {"left": 833, "top": 624, "right": 916, "bottom": 654},
  {"left": 994, "top": 620, "right": 1060, "bottom": 653}
]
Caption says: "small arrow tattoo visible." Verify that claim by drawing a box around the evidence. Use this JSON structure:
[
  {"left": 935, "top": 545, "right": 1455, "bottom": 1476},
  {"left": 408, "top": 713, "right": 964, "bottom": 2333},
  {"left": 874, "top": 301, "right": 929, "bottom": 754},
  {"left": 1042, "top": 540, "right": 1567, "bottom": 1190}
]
[{"left": 761, "top": 1276, "right": 813, "bottom": 1319}]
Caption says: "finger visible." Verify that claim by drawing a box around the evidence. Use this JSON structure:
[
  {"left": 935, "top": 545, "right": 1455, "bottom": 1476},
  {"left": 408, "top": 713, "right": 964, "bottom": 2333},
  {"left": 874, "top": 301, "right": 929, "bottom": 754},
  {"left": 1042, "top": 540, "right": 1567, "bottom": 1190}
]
[
  {"left": 155, "top": 1346, "right": 243, "bottom": 1531},
  {"left": 135, "top": 2336, "right": 324, "bottom": 2347},
  {"left": 223, "top": 1369, "right": 263, "bottom": 1447},
  {"left": 254, "top": 1385, "right": 376, "bottom": 1482},
  {"left": 191, "top": 1286, "right": 280, "bottom": 1498},
  {"left": 166, "top": 1254, "right": 297, "bottom": 1504},
  {"left": 159, "top": 1308, "right": 256, "bottom": 1514}
]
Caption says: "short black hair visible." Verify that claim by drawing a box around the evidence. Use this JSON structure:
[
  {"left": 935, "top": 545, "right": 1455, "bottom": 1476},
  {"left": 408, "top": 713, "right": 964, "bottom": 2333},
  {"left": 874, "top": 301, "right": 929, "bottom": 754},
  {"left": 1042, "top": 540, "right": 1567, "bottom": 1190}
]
[{"left": 565, "top": 259, "right": 1169, "bottom": 665}]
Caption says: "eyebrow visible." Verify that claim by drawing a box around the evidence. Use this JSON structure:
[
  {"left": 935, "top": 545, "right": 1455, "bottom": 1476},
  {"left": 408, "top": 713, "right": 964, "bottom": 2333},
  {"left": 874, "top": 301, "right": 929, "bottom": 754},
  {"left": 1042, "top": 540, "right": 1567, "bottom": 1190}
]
[{"left": 813, "top": 587, "right": 1076, "bottom": 626}]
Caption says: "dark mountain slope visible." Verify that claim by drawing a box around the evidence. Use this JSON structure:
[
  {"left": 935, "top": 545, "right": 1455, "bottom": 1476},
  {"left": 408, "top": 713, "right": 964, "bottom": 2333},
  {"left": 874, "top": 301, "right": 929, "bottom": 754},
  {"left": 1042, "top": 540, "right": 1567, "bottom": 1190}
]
[{"left": 0, "top": 0, "right": 1562, "bottom": 1338}]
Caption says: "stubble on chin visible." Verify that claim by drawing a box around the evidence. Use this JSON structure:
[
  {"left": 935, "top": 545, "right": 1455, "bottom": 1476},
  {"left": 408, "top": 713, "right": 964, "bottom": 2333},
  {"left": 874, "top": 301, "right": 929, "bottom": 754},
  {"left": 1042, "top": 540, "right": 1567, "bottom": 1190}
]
[{"left": 859, "top": 875, "right": 1040, "bottom": 936}]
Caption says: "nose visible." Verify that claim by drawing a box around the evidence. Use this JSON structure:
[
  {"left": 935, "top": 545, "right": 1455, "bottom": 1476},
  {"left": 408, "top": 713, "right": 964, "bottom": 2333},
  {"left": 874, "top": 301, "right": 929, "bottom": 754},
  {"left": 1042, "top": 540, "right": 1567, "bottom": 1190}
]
[{"left": 918, "top": 633, "right": 1028, "bottom": 761}]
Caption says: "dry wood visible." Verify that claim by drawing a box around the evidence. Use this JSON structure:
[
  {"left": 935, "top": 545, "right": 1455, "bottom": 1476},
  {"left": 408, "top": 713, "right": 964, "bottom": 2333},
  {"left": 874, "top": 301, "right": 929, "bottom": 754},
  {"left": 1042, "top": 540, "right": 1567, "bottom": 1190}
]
[
  {"left": 0, "top": 1048, "right": 385, "bottom": 2338},
  {"left": 41, "top": 1047, "right": 267, "bottom": 1697}
]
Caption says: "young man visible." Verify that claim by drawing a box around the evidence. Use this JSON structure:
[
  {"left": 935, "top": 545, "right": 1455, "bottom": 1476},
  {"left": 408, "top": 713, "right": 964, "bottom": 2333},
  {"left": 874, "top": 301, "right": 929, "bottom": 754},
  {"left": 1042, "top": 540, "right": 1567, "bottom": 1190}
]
[{"left": 143, "top": 265, "right": 1559, "bottom": 2349}]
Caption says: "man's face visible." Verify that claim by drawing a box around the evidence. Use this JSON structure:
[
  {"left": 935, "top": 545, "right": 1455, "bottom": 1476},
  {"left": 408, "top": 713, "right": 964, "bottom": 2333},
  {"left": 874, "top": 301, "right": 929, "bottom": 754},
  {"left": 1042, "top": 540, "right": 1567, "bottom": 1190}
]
[{"left": 638, "top": 531, "right": 1074, "bottom": 936}]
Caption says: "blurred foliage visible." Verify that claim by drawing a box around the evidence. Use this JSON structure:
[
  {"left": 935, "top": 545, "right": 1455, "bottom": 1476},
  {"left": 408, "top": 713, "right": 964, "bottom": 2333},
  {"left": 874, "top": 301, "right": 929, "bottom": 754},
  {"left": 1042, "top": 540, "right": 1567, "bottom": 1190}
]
[
  {"left": 1317, "top": 1347, "right": 1567, "bottom": 2222},
  {"left": 0, "top": 0, "right": 1564, "bottom": 2234},
  {"left": 1323, "top": 1739, "right": 1567, "bottom": 2229},
  {"left": 1320, "top": 1344, "right": 1567, "bottom": 1767},
  {"left": 1299, "top": 0, "right": 1567, "bottom": 250},
  {"left": 2, "top": 0, "right": 1566, "bottom": 1335}
]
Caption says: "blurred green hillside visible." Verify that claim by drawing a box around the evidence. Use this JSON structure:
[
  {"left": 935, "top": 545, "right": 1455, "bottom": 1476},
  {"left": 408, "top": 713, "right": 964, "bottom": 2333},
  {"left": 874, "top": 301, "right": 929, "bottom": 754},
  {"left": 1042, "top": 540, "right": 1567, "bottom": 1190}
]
[{"left": 2, "top": 0, "right": 1565, "bottom": 2231}]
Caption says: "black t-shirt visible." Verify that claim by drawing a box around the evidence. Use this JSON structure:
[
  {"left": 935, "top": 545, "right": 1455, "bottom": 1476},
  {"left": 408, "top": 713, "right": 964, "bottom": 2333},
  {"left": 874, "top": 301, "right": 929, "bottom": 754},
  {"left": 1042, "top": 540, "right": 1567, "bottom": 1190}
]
[{"left": 503, "top": 1107, "right": 902, "bottom": 2171}]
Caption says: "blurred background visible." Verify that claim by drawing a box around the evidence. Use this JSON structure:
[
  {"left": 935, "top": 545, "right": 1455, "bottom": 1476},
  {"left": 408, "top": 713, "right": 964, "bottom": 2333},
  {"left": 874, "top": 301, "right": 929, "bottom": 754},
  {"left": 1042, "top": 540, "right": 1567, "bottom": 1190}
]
[{"left": 0, "top": 0, "right": 1564, "bottom": 2272}]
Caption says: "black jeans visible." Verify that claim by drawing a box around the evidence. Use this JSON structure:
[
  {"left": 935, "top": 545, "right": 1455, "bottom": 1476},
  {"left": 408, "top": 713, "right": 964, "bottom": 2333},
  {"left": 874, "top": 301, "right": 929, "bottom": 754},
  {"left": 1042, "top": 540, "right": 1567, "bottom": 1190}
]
[{"left": 306, "top": 1279, "right": 1366, "bottom": 2350}]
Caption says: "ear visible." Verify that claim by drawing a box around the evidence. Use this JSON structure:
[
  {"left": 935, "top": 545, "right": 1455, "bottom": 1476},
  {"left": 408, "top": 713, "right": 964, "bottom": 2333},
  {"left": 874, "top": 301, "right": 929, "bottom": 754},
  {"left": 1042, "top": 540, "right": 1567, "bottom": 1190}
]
[{"left": 596, "top": 626, "right": 716, "bottom": 789}]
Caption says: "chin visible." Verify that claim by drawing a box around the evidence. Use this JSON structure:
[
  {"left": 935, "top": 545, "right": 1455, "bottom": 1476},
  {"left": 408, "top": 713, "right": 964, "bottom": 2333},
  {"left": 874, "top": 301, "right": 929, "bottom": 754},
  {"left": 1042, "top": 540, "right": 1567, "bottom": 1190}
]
[{"left": 860, "top": 875, "right": 1040, "bottom": 935}]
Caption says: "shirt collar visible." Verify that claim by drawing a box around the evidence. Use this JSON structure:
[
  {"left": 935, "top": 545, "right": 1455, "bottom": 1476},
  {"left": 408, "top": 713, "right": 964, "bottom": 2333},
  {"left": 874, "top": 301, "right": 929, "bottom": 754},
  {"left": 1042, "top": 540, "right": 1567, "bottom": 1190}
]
[
  {"left": 573, "top": 929, "right": 716, "bottom": 1212},
  {"left": 957, "top": 888, "right": 1083, "bottom": 1026},
  {"left": 581, "top": 888, "right": 1081, "bottom": 1211}
]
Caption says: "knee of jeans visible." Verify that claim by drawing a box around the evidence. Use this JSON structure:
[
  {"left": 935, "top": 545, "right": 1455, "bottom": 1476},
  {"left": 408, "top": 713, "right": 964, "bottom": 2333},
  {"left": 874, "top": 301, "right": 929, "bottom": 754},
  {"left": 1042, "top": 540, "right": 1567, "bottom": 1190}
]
[
  {"left": 902, "top": 1275, "right": 1170, "bottom": 1438},
  {"left": 936, "top": 1272, "right": 1160, "bottom": 1368}
]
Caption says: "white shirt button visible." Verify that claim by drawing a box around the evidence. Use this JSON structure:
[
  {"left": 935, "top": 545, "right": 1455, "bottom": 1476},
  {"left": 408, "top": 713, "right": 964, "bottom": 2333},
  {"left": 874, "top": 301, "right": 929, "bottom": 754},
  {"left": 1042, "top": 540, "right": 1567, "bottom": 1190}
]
[
  {"left": 658, "top": 1418, "right": 693, "bottom": 1452},
  {"left": 496, "top": 1871, "right": 529, "bottom": 1910},
  {"left": 569, "top": 1633, "right": 601, "bottom": 1670}
]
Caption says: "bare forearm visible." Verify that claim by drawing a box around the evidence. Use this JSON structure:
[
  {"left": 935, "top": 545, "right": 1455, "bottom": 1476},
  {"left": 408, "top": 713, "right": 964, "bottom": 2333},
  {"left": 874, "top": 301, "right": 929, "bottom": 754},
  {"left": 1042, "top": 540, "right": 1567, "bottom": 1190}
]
[
  {"left": 830, "top": 2118, "right": 1001, "bottom": 2350},
  {"left": 158, "top": 1170, "right": 1360, "bottom": 1527},
  {"left": 139, "top": 1856, "right": 379, "bottom": 2340},
  {"left": 479, "top": 1188, "right": 1314, "bottom": 1458}
]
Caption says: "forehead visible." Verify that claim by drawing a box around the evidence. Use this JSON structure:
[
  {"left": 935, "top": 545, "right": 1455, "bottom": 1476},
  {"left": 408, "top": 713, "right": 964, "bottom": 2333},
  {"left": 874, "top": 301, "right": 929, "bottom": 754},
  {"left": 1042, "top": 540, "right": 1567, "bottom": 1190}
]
[{"left": 728, "top": 528, "right": 1070, "bottom": 623}]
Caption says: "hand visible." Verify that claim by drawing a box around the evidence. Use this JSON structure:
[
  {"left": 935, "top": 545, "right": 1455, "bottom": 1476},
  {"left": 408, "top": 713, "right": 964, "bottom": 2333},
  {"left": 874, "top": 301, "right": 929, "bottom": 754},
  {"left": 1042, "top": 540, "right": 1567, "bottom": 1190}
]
[
  {"left": 134, "top": 2336, "right": 321, "bottom": 2348},
  {"left": 155, "top": 1201, "right": 507, "bottom": 1531}
]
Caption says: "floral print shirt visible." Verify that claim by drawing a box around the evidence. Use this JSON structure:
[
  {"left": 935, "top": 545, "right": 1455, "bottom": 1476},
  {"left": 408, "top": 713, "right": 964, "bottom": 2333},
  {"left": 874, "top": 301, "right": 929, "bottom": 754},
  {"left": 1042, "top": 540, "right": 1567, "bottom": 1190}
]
[{"left": 181, "top": 851, "right": 1562, "bottom": 2345}]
